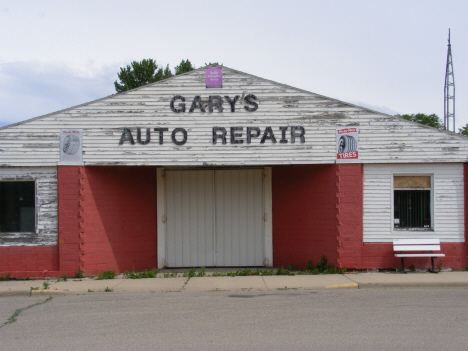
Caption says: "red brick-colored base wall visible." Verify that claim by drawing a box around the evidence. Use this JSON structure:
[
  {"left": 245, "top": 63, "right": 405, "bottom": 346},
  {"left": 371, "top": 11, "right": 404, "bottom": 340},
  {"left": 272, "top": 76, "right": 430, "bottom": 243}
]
[
  {"left": 361, "top": 242, "right": 467, "bottom": 270},
  {"left": 58, "top": 166, "right": 157, "bottom": 276},
  {"left": 0, "top": 246, "right": 58, "bottom": 278},
  {"left": 336, "top": 164, "right": 363, "bottom": 269},
  {"left": 272, "top": 165, "right": 339, "bottom": 269}
]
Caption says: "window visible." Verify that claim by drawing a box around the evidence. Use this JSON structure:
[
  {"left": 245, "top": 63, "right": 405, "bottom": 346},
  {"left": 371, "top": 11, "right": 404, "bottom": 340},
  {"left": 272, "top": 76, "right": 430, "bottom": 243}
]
[
  {"left": 0, "top": 181, "right": 35, "bottom": 233},
  {"left": 394, "top": 176, "right": 431, "bottom": 229}
]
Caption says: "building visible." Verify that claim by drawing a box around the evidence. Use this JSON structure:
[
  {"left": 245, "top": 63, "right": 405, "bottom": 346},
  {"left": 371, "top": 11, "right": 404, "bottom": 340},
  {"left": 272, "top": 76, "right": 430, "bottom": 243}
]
[{"left": 1, "top": 65, "right": 467, "bottom": 278}]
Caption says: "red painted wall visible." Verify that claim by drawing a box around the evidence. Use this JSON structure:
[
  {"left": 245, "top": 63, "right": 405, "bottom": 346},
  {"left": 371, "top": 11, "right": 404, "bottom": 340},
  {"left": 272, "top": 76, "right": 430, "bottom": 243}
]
[
  {"left": 58, "top": 166, "right": 157, "bottom": 276},
  {"left": 79, "top": 166, "right": 157, "bottom": 275},
  {"left": 0, "top": 246, "right": 58, "bottom": 278},
  {"left": 335, "top": 164, "right": 364, "bottom": 269},
  {"left": 272, "top": 165, "right": 339, "bottom": 269},
  {"left": 58, "top": 166, "right": 82, "bottom": 274}
]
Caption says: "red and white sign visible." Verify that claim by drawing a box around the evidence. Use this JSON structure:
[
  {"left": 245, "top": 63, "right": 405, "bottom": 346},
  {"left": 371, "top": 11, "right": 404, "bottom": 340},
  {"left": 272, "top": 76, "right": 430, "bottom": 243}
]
[{"left": 336, "top": 127, "right": 359, "bottom": 160}]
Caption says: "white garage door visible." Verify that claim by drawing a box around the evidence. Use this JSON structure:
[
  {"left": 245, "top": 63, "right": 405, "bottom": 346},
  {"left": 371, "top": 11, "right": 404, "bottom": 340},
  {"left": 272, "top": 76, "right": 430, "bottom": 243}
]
[{"left": 165, "top": 169, "right": 264, "bottom": 267}]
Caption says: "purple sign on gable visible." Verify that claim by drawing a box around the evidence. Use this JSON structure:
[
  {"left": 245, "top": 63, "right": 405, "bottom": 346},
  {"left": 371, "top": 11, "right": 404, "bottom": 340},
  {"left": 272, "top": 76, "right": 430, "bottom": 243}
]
[{"left": 206, "top": 67, "right": 222, "bottom": 88}]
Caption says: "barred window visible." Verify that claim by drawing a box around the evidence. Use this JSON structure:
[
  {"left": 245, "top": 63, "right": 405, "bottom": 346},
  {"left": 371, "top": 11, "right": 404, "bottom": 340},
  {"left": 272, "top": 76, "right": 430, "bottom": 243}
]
[{"left": 394, "top": 176, "right": 431, "bottom": 229}]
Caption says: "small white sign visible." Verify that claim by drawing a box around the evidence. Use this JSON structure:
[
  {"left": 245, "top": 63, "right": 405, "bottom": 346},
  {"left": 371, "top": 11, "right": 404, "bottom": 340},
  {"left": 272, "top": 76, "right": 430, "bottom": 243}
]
[{"left": 60, "top": 129, "right": 82, "bottom": 162}]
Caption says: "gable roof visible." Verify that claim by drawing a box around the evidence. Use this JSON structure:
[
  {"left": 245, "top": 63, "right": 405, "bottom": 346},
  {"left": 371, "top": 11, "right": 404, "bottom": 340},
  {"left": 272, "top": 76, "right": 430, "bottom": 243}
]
[{"left": 1, "top": 65, "right": 467, "bottom": 166}]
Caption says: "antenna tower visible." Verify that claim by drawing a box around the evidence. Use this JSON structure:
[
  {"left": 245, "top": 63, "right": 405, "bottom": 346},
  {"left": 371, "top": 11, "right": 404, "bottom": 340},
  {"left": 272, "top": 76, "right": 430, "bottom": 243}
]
[{"left": 444, "top": 29, "right": 455, "bottom": 132}]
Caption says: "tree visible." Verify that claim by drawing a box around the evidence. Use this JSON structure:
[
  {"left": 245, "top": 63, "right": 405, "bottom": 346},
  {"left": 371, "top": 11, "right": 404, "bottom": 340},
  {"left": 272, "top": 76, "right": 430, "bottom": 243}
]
[
  {"left": 174, "top": 59, "right": 195, "bottom": 75},
  {"left": 114, "top": 58, "right": 195, "bottom": 93},
  {"left": 458, "top": 124, "right": 468, "bottom": 136},
  {"left": 396, "top": 113, "right": 443, "bottom": 129},
  {"left": 114, "top": 59, "right": 173, "bottom": 93}
]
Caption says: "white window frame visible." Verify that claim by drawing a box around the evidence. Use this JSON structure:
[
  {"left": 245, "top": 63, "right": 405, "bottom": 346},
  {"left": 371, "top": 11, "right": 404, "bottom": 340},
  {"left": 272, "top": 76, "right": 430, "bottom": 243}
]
[{"left": 392, "top": 173, "right": 434, "bottom": 232}]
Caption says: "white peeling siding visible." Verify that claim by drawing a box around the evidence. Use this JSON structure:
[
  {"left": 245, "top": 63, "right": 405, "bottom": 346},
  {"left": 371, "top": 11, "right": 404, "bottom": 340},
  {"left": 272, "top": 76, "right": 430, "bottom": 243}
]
[
  {"left": 363, "top": 163, "right": 465, "bottom": 242},
  {"left": 0, "top": 167, "right": 57, "bottom": 246},
  {"left": 1, "top": 67, "right": 468, "bottom": 167}
]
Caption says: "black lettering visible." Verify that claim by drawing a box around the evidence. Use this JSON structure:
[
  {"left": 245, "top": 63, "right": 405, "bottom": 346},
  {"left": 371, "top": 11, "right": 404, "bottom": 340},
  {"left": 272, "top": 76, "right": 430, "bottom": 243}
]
[
  {"left": 119, "top": 128, "right": 135, "bottom": 145},
  {"left": 212, "top": 127, "right": 227, "bottom": 144},
  {"left": 230, "top": 127, "right": 243, "bottom": 144},
  {"left": 246, "top": 127, "right": 261, "bottom": 144},
  {"left": 291, "top": 126, "right": 305, "bottom": 143},
  {"left": 208, "top": 96, "right": 224, "bottom": 113},
  {"left": 279, "top": 127, "right": 288, "bottom": 144},
  {"left": 171, "top": 128, "right": 187, "bottom": 145},
  {"left": 189, "top": 96, "right": 206, "bottom": 113},
  {"left": 260, "top": 127, "right": 277, "bottom": 144},
  {"left": 244, "top": 94, "right": 258, "bottom": 112},
  {"left": 136, "top": 128, "right": 151, "bottom": 145},
  {"left": 170, "top": 95, "right": 185, "bottom": 113},
  {"left": 153, "top": 128, "right": 169, "bottom": 145},
  {"left": 224, "top": 95, "right": 240, "bottom": 112}
]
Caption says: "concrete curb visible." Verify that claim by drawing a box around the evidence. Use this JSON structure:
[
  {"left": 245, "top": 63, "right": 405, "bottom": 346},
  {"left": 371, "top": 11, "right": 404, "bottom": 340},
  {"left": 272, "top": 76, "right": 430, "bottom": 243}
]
[
  {"left": 2, "top": 272, "right": 468, "bottom": 296},
  {"left": 325, "top": 283, "right": 359, "bottom": 289}
]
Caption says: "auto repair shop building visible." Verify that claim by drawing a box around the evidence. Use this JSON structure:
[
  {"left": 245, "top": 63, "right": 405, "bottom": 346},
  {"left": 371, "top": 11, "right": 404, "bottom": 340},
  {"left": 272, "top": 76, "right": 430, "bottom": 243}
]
[{"left": 1, "top": 65, "right": 467, "bottom": 277}]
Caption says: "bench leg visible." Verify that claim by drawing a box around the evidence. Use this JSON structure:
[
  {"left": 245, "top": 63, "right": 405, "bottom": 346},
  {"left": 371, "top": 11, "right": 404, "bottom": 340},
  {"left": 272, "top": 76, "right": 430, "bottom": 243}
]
[
  {"left": 430, "top": 257, "right": 438, "bottom": 274},
  {"left": 401, "top": 257, "right": 405, "bottom": 272}
]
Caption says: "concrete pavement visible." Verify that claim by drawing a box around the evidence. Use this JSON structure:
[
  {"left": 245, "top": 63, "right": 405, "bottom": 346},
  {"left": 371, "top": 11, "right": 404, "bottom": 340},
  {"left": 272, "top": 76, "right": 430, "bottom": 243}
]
[{"left": 2, "top": 271, "right": 468, "bottom": 296}]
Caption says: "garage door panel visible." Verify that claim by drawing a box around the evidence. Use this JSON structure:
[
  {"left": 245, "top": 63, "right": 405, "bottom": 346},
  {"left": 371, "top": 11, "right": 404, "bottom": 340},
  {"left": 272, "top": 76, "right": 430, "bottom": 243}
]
[
  {"left": 216, "top": 169, "right": 264, "bottom": 266},
  {"left": 166, "top": 170, "right": 214, "bottom": 267},
  {"left": 166, "top": 169, "right": 264, "bottom": 267}
]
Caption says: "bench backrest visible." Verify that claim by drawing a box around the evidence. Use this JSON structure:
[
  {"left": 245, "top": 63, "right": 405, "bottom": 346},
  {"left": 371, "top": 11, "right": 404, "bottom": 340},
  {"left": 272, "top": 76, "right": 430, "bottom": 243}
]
[{"left": 393, "top": 238, "right": 441, "bottom": 252}]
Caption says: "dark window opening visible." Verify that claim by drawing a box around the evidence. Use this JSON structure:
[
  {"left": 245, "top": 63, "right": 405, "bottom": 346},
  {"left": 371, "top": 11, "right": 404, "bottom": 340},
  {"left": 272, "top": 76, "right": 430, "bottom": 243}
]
[
  {"left": 394, "top": 190, "right": 431, "bottom": 229},
  {"left": 0, "top": 182, "right": 35, "bottom": 233}
]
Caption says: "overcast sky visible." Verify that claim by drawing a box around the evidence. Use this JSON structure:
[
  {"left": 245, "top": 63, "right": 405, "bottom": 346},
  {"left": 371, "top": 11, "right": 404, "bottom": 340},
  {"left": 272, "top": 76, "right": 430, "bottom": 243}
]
[{"left": 0, "top": 1, "right": 467, "bottom": 130}]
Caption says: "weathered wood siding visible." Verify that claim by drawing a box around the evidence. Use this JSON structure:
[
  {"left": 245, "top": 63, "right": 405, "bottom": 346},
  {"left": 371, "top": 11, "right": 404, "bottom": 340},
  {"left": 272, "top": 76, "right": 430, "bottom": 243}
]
[
  {"left": 0, "top": 167, "right": 57, "bottom": 246},
  {"left": 363, "top": 163, "right": 464, "bottom": 242},
  {"left": 1, "top": 66, "right": 468, "bottom": 166}
]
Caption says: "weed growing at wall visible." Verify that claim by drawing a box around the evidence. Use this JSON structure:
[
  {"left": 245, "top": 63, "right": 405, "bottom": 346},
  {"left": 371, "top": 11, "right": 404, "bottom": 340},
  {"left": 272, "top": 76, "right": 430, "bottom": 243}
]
[
  {"left": 123, "top": 268, "right": 158, "bottom": 279},
  {"left": 0, "top": 273, "right": 10, "bottom": 281},
  {"left": 196, "top": 267, "right": 207, "bottom": 277},
  {"left": 296, "top": 256, "right": 346, "bottom": 275},
  {"left": 96, "top": 271, "right": 117, "bottom": 280},
  {"left": 75, "top": 270, "right": 84, "bottom": 278},
  {"left": 57, "top": 273, "right": 68, "bottom": 282},
  {"left": 163, "top": 271, "right": 178, "bottom": 278}
]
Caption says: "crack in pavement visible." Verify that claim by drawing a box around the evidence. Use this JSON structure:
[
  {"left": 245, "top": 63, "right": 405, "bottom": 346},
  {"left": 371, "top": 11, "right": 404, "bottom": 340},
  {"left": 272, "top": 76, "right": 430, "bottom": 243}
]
[
  {"left": 0, "top": 296, "right": 53, "bottom": 329},
  {"left": 342, "top": 274, "right": 360, "bottom": 288}
]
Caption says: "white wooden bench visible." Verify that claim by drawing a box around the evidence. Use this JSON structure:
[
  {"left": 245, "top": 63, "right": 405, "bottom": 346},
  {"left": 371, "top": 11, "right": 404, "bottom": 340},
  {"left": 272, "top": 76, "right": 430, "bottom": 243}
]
[{"left": 393, "top": 239, "right": 445, "bottom": 272}]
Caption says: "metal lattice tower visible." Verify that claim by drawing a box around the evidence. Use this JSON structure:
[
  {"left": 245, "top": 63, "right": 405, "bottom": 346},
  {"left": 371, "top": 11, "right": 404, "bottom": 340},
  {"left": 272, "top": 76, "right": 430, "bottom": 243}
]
[{"left": 444, "top": 29, "right": 455, "bottom": 132}]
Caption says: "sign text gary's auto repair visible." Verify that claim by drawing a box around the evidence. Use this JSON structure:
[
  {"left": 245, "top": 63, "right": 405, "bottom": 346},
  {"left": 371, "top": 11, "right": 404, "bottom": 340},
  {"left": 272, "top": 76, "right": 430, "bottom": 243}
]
[{"left": 118, "top": 95, "right": 305, "bottom": 146}]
